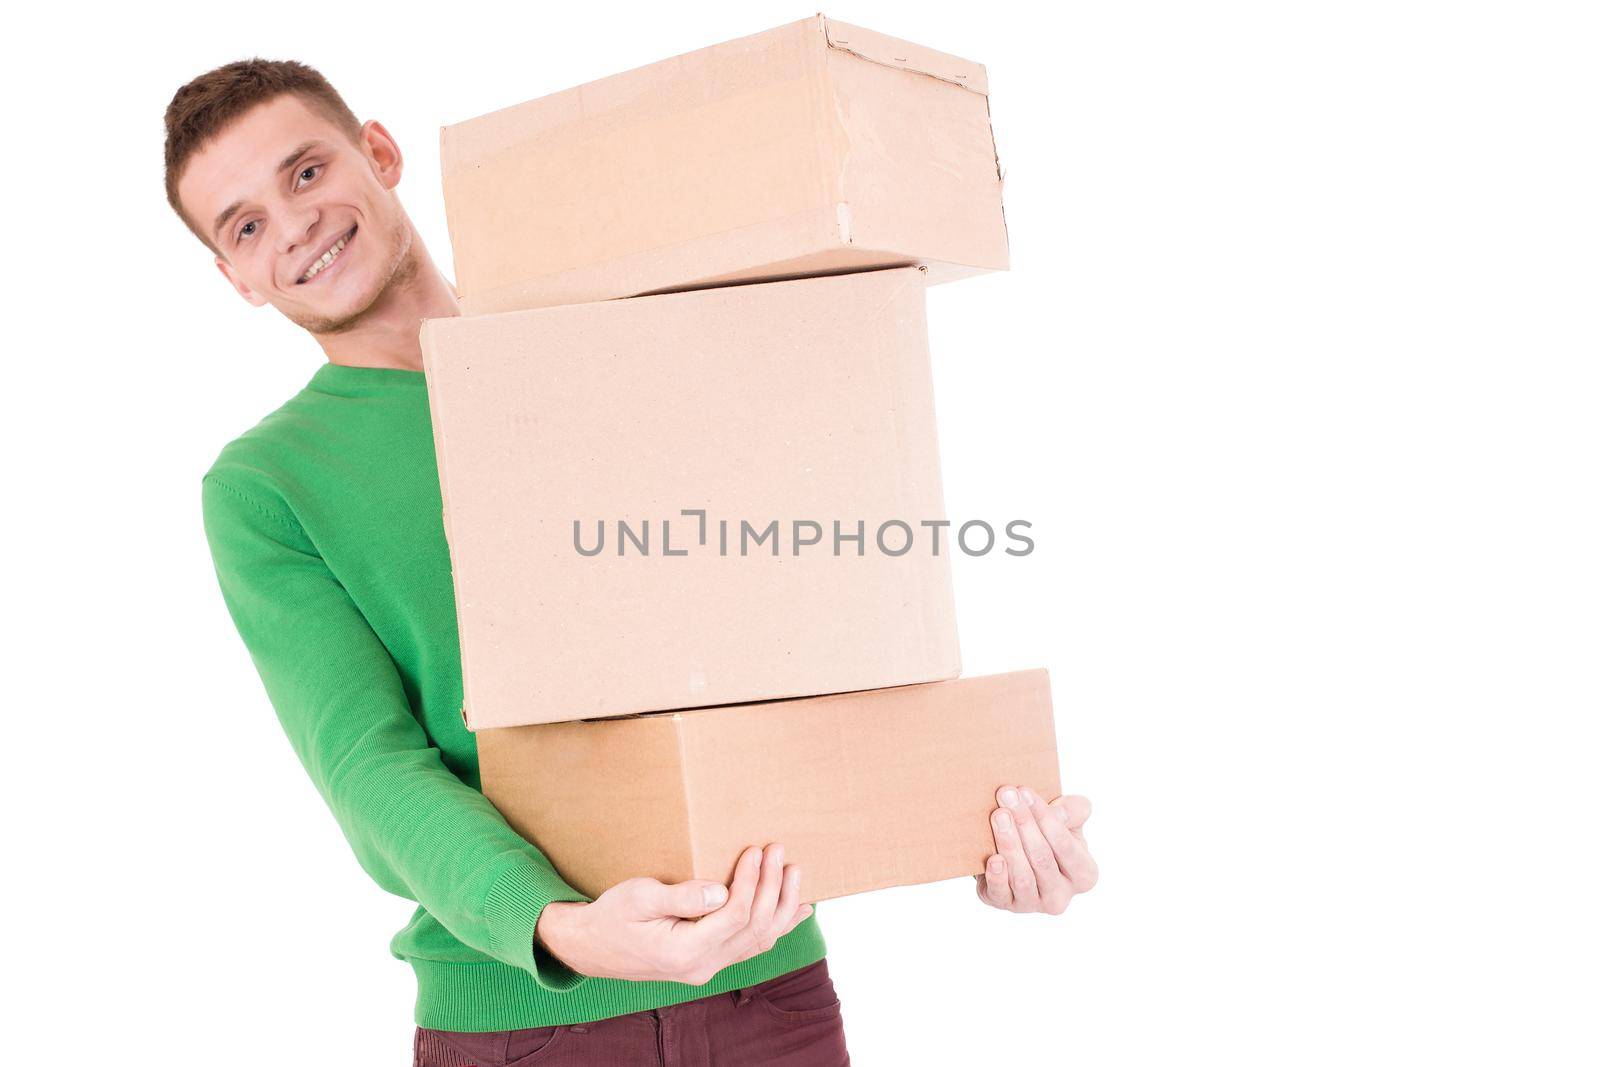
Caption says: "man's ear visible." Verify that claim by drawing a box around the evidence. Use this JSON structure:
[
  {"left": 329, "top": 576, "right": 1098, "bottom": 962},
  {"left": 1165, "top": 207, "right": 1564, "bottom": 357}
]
[
  {"left": 359, "top": 119, "right": 404, "bottom": 190},
  {"left": 215, "top": 256, "right": 269, "bottom": 308}
]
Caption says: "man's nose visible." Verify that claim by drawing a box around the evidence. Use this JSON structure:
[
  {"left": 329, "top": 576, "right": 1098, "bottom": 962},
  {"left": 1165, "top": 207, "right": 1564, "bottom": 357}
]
[{"left": 275, "top": 204, "right": 319, "bottom": 256}]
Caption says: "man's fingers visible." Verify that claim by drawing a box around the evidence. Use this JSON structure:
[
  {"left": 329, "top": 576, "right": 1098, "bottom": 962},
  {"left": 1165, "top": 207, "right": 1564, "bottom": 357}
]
[
  {"left": 990, "top": 791, "right": 1040, "bottom": 911},
  {"left": 700, "top": 845, "right": 764, "bottom": 940},
  {"left": 717, "top": 855, "right": 804, "bottom": 970},
  {"left": 1061, "top": 838, "right": 1099, "bottom": 893},
  {"left": 768, "top": 862, "right": 803, "bottom": 939},
  {"left": 1045, "top": 794, "right": 1099, "bottom": 892},
  {"left": 1030, "top": 792, "right": 1098, "bottom": 893},
  {"left": 722, "top": 845, "right": 787, "bottom": 958},
  {"left": 735, "top": 862, "right": 804, "bottom": 957},
  {"left": 653, "top": 847, "right": 807, "bottom": 984},
  {"left": 1009, "top": 787, "right": 1070, "bottom": 907},
  {"left": 745, "top": 844, "right": 787, "bottom": 932},
  {"left": 977, "top": 854, "right": 1013, "bottom": 909},
  {"left": 981, "top": 787, "right": 1098, "bottom": 916},
  {"left": 1031, "top": 791, "right": 1078, "bottom": 859}
]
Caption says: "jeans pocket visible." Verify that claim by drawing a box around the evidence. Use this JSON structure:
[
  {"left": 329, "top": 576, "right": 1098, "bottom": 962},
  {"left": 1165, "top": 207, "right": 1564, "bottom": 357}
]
[
  {"left": 751, "top": 960, "right": 844, "bottom": 1027},
  {"left": 504, "top": 1026, "right": 568, "bottom": 1067},
  {"left": 414, "top": 1025, "right": 567, "bottom": 1067}
]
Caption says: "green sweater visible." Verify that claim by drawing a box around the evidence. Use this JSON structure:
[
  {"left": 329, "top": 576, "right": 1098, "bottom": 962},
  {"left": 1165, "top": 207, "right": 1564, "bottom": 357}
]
[{"left": 200, "top": 360, "right": 826, "bottom": 1031}]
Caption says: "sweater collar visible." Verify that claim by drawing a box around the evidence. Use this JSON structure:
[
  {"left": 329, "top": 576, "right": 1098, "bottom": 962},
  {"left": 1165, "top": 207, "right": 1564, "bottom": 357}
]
[{"left": 307, "top": 361, "right": 427, "bottom": 398}]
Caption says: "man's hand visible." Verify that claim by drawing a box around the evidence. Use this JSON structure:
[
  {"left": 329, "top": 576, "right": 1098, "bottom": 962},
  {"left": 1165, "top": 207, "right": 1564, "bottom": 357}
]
[
  {"left": 975, "top": 785, "right": 1099, "bottom": 914},
  {"left": 535, "top": 843, "right": 812, "bottom": 985}
]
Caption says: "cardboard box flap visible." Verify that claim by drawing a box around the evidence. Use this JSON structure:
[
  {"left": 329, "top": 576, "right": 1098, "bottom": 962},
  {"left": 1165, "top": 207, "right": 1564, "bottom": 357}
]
[
  {"left": 441, "top": 17, "right": 821, "bottom": 161},
  {"left": 821, "top": 15, "right": 989, "bottom": 96}
]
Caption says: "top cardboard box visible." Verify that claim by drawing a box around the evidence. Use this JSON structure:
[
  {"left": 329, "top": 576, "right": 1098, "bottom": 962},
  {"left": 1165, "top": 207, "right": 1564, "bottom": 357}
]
[{"left": 441, "top": 14, "right": 1010, "bottom": 315}]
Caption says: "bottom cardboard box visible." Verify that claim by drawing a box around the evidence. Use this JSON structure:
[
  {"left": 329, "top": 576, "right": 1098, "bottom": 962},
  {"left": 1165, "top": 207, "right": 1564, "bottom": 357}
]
[{"left": 476, "top": 670, "right": 1062, "bottom": 902}]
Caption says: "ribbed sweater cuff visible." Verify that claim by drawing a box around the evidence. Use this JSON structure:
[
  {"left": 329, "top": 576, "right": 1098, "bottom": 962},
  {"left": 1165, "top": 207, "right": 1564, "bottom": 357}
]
[{"left": 483, "top": 863, "right": 592, "bottom": 992}]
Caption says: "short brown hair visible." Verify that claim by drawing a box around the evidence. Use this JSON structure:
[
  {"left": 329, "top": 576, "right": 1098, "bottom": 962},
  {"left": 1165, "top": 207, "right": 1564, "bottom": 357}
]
[{"left": 164, "top": 59, "right": 362, "bottom": 250}]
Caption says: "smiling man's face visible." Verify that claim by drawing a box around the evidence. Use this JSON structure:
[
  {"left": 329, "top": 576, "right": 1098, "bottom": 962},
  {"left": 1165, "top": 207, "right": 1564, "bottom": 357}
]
[{"left": 176, "top": 93, "right": 415, "bottom": 334}]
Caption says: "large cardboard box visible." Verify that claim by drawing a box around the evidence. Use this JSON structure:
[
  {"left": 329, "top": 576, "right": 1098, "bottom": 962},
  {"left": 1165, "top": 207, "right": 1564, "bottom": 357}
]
[
  {"left": 477, "top": 670, "right": 1062, "bottom": 902},
  {"left": 441, "top": 14, "right": 1009, "bottom": 315},
  {"left": 421, "top": 267, "right": 960, "bottom": 730}
]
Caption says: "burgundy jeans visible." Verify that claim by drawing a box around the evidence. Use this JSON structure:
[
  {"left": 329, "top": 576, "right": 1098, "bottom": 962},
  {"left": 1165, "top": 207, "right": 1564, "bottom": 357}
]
[{"left": 413, "top": 959, "right": 849, "bottom": 1066}]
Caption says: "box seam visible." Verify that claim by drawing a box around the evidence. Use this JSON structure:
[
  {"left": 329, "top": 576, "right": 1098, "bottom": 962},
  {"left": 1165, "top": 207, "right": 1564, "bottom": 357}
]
[{"left": 820, "top": 15, "right": 989, "bottom": 95}]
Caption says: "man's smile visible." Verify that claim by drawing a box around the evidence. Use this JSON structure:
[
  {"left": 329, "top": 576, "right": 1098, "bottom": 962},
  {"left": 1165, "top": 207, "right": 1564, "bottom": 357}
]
[{"left": 295, "top": 224, "right": 357, "bottom": 285}]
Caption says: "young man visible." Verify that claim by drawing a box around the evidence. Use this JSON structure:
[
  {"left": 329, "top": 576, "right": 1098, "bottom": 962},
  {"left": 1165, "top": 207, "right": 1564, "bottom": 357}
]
[{"left": 173, "top": 59, "right": 1098, "bottom": 1065}]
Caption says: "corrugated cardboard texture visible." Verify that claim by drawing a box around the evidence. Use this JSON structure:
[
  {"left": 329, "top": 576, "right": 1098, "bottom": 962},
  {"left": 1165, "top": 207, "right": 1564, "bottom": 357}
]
[
  {"left": 441, "top": 14, "right": 1008, "bottom": 315},
  {"left": 477, "top": 670, "right": 1062, "bottom": 902},
  {"left": 422, "top": 267, "right": 960, "bottom": 730},
  {"left": 478, "top": 714, "right": 696, "bottom": 899}
]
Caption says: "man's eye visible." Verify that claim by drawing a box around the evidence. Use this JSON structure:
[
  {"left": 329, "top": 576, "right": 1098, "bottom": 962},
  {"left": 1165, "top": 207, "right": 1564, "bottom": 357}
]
[
  {"left": 296, "top": 164, "right": 322, "bottom": 187},
  {"left": 238, "top": 220, "right": 258, "bottom": 240}
]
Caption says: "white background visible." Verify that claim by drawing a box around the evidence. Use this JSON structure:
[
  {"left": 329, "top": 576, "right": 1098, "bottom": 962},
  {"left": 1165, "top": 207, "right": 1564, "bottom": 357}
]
[{"left": 6, "top": 1, "right": 1596, "bottom": 1063}]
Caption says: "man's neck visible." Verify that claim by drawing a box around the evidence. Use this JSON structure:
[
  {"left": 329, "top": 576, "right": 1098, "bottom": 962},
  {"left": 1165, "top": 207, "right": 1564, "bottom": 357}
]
[{"left": 316, "top": 234, "right": 460, "bottom": 372}]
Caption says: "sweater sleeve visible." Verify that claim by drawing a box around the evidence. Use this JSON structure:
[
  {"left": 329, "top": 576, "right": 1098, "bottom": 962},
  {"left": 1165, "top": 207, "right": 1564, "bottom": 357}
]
[{"left": 200, "top": 472, "right": 590, "bottom": 991}]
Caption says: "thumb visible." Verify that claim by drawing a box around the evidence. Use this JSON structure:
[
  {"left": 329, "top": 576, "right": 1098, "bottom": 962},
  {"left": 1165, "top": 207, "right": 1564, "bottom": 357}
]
[
  {"left": 635, "top": 878, "right": 730, "bottom": 919},
  {"left": 1051, "top": 794, "right": 1093, "bottom": 832}
]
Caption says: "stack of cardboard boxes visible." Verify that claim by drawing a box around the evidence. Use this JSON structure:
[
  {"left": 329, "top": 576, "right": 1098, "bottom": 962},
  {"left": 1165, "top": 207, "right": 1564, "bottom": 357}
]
[{"left": 421, "top": 15, "right": 1062, "bottom": 903}]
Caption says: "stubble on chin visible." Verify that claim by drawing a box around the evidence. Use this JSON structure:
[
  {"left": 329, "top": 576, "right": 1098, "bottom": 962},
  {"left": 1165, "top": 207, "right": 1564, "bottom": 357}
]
[{"left": 295, "top": 219, "right": 418, "bottom": 336}]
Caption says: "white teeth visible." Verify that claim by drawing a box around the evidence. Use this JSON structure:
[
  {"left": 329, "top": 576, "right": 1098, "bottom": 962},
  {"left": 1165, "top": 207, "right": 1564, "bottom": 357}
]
[{"left": 300, "top": 233, "right": 351, "bottom": 282}]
